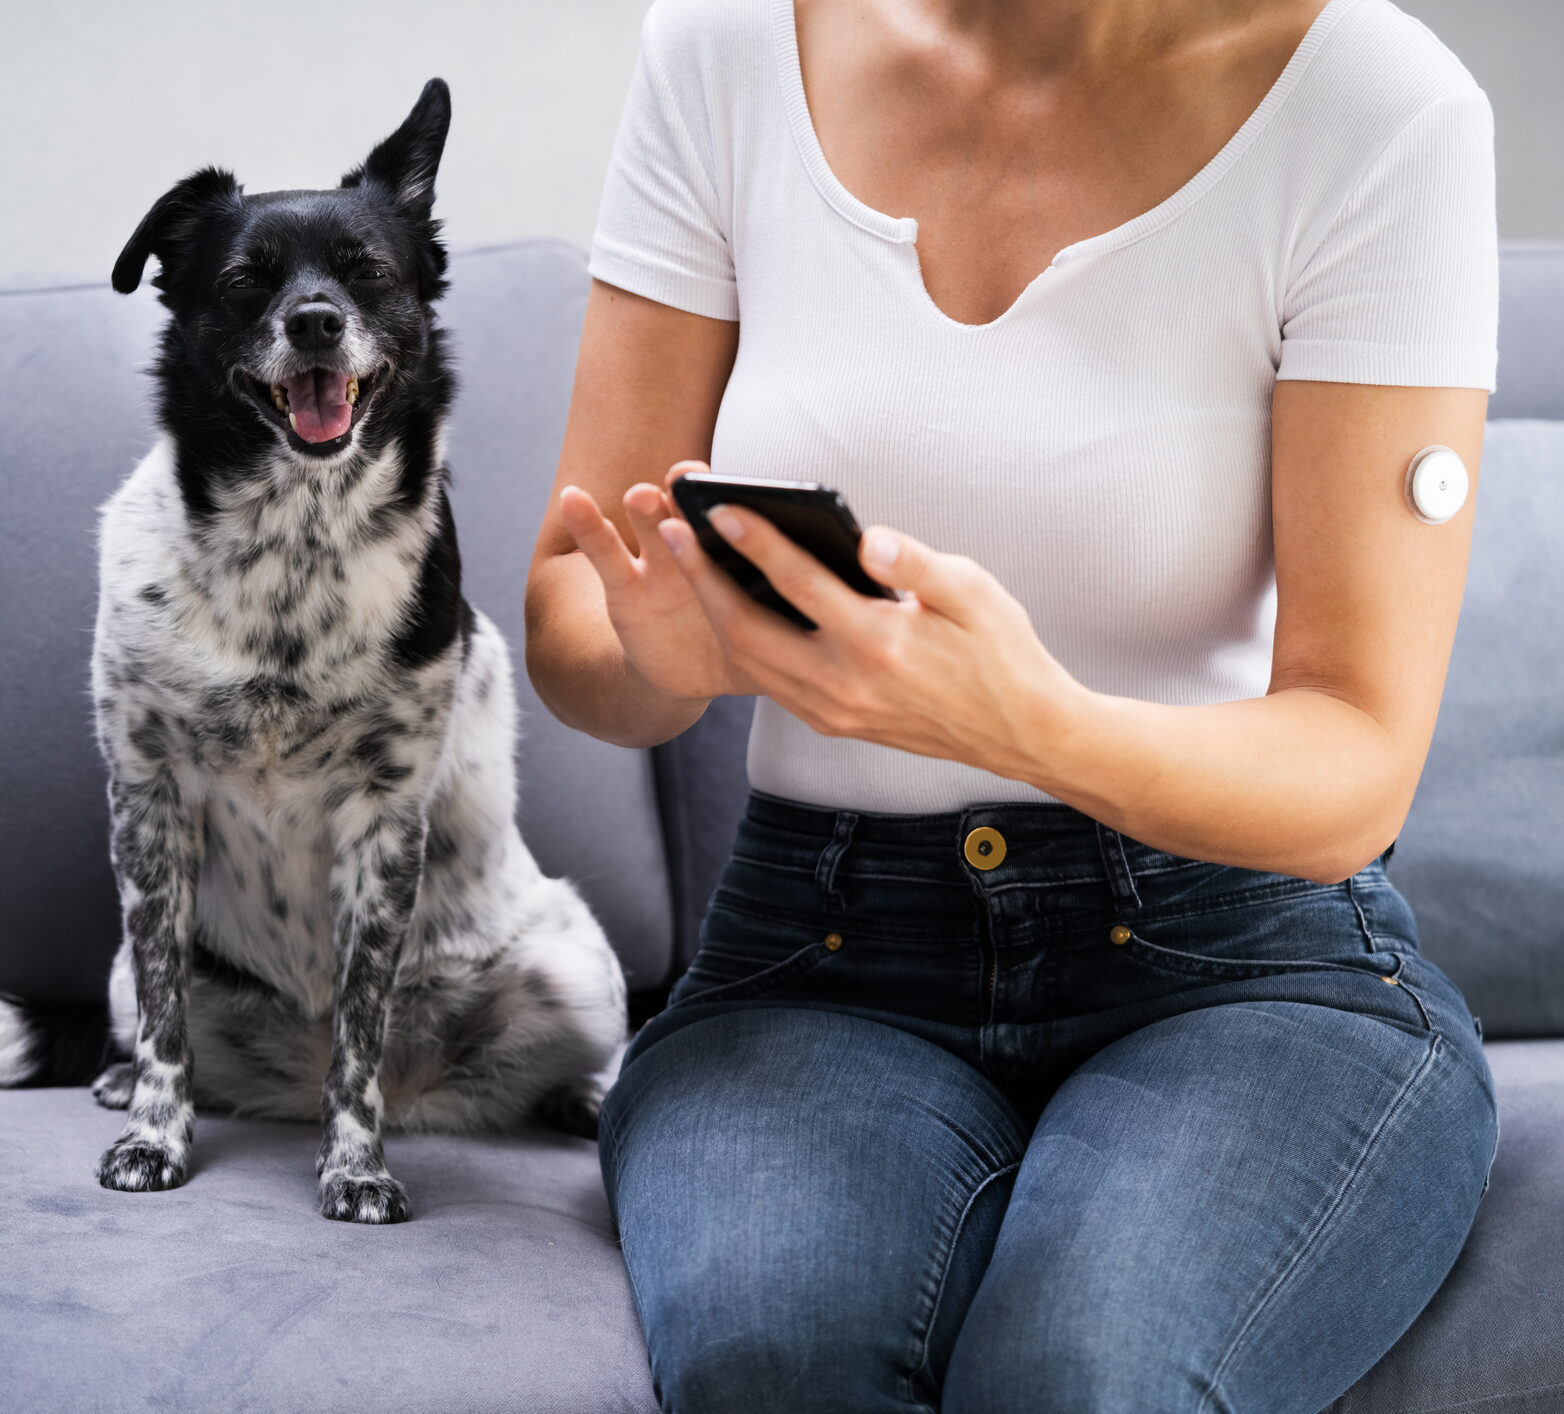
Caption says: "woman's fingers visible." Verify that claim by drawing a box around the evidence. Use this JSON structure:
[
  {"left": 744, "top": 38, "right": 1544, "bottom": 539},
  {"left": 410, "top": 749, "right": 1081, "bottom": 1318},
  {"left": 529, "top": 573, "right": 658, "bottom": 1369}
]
[
  {"left": 696, "top": 501, "right": 864, "bottom": 632},
  {"left": 658, "top": 512, "right": 820, "bottom": 668},
  {"left": 858, "top": 525, "right": 986, "bottom": 626},
  {"left": 621, "top": 481, "right": 679, "bottom": 567},
  {"left": 559, "top": 484, "right": 638, "bottom": 593}
]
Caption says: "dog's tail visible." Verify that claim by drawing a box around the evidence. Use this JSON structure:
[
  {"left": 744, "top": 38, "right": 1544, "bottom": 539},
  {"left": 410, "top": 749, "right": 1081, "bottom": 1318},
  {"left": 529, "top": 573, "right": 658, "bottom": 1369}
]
[{"left": 0, "top": 994, "right": 111, "bottom": 1087}]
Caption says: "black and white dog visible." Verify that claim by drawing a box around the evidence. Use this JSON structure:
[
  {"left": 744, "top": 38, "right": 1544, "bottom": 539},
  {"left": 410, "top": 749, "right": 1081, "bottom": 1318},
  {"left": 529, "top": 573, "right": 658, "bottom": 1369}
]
[{"left": 1, "top": 79, "right": 627, "bottom": 1223}]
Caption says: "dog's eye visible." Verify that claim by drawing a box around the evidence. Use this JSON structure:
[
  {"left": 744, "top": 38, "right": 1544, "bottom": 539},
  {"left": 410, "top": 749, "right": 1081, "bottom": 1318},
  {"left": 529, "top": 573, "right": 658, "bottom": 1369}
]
[
  {"left": 226, "top": 273, "right": 263, "bottom": 292},
  {"left": 352, "top": 266, "right": 392, "bottom": 286}
]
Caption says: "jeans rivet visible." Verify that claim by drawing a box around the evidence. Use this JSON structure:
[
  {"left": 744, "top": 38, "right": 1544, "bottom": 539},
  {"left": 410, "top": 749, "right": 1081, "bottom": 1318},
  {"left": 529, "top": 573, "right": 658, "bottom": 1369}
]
[
  {"left": 1108, "top": 925, "right": 1132, "bottom": 946},
  {"left": 1381, "top": 975, "right": 1399, "bottom": 985},
  {"left": 824, "top": 932, "right": 844, "bottom": 951}
]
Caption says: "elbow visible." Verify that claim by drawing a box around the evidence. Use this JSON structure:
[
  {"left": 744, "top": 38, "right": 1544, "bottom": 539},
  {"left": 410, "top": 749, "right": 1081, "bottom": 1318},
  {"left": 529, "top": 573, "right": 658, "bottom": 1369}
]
[{"left": 1297, "top": 811, "right": 1410, "bottom": 887}]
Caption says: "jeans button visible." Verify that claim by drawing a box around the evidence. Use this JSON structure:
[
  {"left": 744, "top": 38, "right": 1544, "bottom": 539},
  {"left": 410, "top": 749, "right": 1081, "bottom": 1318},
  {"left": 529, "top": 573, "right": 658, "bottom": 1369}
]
[{"left": 964, "top": 827, "right": 1007, "bottom": 870}]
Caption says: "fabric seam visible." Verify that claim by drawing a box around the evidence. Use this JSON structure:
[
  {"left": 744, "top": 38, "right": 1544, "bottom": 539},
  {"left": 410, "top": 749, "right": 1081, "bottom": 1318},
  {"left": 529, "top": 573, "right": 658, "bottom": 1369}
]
[
  {"left": 1197, "top": 1032, "right": 1442, "bottom": 1412},
  {"left": 904, "top": 1159, "right": 1022, "bottom": 1411}
]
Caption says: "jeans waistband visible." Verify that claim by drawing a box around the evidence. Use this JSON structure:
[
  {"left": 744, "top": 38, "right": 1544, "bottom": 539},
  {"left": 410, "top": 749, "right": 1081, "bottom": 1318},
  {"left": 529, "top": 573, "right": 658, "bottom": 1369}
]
[{"left": 743, "top": 788, "right": 1146, "bottom": 909}]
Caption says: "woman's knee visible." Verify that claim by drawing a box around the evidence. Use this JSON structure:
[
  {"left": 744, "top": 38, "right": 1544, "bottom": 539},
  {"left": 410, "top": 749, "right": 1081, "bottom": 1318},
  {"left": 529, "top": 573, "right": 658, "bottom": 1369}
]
[{"left": 600, "top": 1006, "right": 1031, "bottom": 1412}]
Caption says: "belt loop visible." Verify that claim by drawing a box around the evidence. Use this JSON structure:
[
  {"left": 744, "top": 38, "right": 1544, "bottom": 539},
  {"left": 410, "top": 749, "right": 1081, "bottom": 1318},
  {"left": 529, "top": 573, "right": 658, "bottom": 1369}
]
[
  {"left": 815, "top": 811, "right": 860, "bottom": 914},
  {"left": 1094, "top": 822, "right": 1143, "bottom": 910}
]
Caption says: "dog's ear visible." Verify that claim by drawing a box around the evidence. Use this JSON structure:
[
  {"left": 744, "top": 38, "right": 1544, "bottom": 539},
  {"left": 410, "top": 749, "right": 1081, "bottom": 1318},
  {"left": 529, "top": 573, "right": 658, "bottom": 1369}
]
[
  {"left": 112, "top": 167, "right": 241, "bottom": 295},
  {"left": 341, "top": 78, "right": 451, "bottom": 213}
]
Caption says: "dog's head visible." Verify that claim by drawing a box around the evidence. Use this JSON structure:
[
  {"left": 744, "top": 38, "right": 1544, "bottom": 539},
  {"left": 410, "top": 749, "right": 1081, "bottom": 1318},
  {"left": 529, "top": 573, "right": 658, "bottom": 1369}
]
[{"left": 113, "top": 79, "right": 453, "bottom": 468}]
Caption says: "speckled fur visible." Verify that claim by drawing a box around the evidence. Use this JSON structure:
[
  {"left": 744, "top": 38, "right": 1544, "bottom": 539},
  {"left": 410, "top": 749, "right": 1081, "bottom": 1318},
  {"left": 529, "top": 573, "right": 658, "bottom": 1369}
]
[{"left": 88, "top": 80, "right": 626, "bottom": 1224}]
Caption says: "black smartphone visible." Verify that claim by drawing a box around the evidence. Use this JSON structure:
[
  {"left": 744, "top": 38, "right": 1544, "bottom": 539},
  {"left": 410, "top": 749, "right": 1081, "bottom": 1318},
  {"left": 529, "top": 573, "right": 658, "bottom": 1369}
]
[{"left": 669, "top": 472, "right": 903, "bottom": 630}]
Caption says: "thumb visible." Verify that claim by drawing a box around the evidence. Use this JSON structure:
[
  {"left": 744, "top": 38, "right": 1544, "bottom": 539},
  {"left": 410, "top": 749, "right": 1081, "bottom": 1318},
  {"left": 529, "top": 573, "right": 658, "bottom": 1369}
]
[{"left": 859, "top": 525, "right": 984, "bottom": 624}]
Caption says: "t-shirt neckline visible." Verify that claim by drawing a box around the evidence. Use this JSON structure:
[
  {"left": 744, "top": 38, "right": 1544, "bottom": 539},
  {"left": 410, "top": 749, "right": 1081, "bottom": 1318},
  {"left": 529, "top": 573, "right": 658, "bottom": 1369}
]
[{"left": 772, "top": 0, "right": 1364, "bottom": 322}]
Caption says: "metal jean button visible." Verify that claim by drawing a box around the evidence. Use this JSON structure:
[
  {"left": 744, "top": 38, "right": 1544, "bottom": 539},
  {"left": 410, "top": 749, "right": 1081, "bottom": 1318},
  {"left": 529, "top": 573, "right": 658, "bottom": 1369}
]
[{"left": 964, "top": 826, "right": 1007, "bottom": 871}]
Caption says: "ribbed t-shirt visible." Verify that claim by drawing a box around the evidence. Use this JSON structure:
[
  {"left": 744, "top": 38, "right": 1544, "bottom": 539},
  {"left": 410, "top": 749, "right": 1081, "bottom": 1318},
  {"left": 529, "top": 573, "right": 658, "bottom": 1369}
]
[{"left": 588, "top": 0, "right": 1498, "bottom": 814}]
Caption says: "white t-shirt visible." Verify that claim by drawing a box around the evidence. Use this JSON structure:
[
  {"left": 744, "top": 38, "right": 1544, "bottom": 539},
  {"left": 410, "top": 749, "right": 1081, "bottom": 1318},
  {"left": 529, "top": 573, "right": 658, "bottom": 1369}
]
[{"left": 588, "top": 0, "right": 1498, "bottom": 815}]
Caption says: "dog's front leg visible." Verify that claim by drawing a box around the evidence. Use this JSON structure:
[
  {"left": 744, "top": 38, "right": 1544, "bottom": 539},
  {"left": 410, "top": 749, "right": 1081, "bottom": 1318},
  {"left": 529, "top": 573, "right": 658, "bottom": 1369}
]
[
  {"left": 95, "top": 762, "right": 203, "bottom": 1193},
  {"left": 316, "top": 797, "right": 427, "bottom": 1223}
]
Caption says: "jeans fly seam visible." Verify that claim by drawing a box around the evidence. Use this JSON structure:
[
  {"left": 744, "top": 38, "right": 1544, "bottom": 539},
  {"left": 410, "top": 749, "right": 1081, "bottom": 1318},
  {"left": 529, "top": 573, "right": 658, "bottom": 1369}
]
[
  {"left": 1196, "top": 1031, "right": 1442, "bottom": 1414},
  {"left": 904, "top": 1159, "right": 1022, "bottom": 1411}
]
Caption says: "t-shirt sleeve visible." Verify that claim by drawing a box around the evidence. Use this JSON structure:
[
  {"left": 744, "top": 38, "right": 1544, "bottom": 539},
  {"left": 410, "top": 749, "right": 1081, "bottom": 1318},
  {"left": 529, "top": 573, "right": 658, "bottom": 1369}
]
[
  {"left": 1277, "top": 85, "right": 1497, "bottom": 391},
  {"left": 587, "top": 8, "right": 739, "bottom": 322}
]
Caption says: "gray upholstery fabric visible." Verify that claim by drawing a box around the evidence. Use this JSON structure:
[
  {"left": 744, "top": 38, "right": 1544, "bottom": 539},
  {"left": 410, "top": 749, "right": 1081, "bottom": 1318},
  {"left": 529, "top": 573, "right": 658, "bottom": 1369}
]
[
  {"left": 0, "top": 1084, "right": 658, "bottom": 1414},
  {"left": 1327, "top": 1041, "right": 1564, "bottom": 1414},
  {"left": 1489, "top": 244, "right": 1564, "bottom": 421},
  {"left": 1391, "top": 420, "right": 1564, "bottom": 1038},
  {"left": 0, "top": 240, "right": 675, "bottom": 1002}
]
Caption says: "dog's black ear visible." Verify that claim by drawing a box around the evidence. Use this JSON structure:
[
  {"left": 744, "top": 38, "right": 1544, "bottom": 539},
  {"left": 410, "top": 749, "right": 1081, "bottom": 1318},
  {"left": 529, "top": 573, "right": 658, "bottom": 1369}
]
[
  {"left": 342, "top": 78, "right": 451, "bottom": 213},
  {"left": 112, "top": 167, "right": 241, "bottom": 294}
]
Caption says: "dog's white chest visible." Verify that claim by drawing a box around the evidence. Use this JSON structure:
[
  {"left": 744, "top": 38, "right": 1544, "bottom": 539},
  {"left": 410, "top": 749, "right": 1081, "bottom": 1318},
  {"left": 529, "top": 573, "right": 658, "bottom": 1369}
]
[{"left": 197, "top": 767, "right": 340, "bottom": 1016}]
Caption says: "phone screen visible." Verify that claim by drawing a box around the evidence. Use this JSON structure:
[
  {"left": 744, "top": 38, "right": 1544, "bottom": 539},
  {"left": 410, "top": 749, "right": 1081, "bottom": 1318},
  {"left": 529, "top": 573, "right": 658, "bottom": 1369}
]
[{"left": 669, "top": 472, "right": 901, "bottom": 630}]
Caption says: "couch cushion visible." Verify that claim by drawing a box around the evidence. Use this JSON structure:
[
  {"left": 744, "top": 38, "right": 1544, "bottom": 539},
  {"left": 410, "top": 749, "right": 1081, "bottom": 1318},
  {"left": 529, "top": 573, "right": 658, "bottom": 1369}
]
[
  {"left": 1328, "top": 1040, "right": 1564, "bottom": 1413},
  {"left": 0, "top": 1085, "right": 658, "bottom": 1414},
  {"left": 0, "top": 239, "right": 675, "bottom": 1005},
  {"left": 4, "top": 1041, "right": 1558, "bottom": 1413},
  {"left": 1391, "top": 420, "right": 1564, "bottom": 1038}
]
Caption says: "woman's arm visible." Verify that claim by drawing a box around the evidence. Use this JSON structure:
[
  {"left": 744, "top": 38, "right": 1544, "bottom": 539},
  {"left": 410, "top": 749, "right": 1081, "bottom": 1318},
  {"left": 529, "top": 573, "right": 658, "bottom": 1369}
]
[
  {"left": 651, "top": 380, "right": 1487, "bottom": 884},
  {"left": 523, "top": 278, "right": 741, "bottom": 748},
  {"left": 1037, "top": 380, "right": 1488, "bottom": 882}
]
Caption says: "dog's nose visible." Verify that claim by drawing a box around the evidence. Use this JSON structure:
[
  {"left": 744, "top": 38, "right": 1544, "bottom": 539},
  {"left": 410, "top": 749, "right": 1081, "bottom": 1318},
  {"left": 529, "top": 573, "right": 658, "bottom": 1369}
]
[{"left": 284, "top": 301, "right": 345, "bottom": 352}]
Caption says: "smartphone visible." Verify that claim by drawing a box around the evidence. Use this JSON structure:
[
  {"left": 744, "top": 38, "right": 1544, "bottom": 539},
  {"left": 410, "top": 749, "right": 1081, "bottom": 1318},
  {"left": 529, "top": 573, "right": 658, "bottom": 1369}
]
[{"left": 669, "top": 472, "right": 903, "bottom": 630}]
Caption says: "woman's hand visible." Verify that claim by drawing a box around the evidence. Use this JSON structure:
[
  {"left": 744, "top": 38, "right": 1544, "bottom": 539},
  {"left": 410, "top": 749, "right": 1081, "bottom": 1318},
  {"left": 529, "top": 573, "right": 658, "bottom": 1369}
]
[
  {"left": 653, "top": 467, "right": 1089, "bottom": 780},
  {"left": 558, "top": 464, "right": 763, "bottom": 704}
]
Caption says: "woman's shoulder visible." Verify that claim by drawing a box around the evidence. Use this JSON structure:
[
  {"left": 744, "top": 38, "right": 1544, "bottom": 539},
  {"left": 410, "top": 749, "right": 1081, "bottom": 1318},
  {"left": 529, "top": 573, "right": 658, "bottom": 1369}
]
[
  {"left": 1300, "top": 0, "right": 1489, "bottom": 142},
  {"left": 637, "top": 0, "right": 771, "bottom": 78}
]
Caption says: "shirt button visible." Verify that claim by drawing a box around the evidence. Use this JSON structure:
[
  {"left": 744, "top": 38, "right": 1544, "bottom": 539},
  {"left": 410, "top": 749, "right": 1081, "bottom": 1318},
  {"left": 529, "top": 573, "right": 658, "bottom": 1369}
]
[
  {"left": 1108, "top": 925, "right": 1132, "bottom": 946},
  {"left": 963, "top": 826, "right": 1007, "bottom": 870}
]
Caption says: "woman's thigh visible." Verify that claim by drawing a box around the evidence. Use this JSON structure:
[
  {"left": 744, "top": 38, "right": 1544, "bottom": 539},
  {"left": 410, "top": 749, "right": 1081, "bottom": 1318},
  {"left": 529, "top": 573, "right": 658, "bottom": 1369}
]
[
  {"left": 942, "top": 999, "right": 1499, "bottom": 1414},
  {"left": 599, "top": 1004, "right": 1029, "bottom": 1414}
]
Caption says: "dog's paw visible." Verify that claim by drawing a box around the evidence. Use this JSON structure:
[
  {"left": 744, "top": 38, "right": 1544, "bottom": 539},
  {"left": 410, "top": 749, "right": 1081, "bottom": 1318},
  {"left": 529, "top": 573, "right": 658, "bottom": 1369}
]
[
  {"left": 318, "top": 1170, "right": 412, "bottom": 1224},
  {"left": 91, "top": 1062, "right": 135, "bottom": 1110},
  {"left": 534, "top": 1079, "right": 602, "bottom": 1141},
  {"left": 96, "top": 1136, "right": 188, "bottom": 1192}
]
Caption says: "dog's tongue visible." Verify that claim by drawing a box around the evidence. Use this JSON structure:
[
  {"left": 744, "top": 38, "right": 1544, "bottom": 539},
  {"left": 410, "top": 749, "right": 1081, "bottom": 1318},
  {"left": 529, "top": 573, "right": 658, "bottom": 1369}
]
[{"left": 283, "top": 369, "right": 352, "bottom": 443}]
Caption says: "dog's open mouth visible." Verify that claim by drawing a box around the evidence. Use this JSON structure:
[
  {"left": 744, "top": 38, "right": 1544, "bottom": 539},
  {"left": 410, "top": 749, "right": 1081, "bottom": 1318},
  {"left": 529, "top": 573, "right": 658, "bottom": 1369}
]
[{"left": 246, "top": 367, "right": 382, "bottom": 453}]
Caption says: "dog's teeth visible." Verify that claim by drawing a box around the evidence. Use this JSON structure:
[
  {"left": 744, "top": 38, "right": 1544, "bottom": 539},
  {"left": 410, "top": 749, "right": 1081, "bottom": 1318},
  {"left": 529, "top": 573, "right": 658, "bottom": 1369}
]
[
  {"left": 346, "top": 377, "right": 359, "bottom": 405},
  {"left": 288, "top": 412, "right": 298, "bottom": 431},
  {"left": 270, "top": 383, "right": 287, "bottom": 413}
]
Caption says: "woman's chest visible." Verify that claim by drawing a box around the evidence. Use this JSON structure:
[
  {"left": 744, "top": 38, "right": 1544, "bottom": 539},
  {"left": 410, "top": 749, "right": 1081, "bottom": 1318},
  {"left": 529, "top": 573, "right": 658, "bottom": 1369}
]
[{"left": 792, "top": 1, "right": 1325, "bottom": 325}]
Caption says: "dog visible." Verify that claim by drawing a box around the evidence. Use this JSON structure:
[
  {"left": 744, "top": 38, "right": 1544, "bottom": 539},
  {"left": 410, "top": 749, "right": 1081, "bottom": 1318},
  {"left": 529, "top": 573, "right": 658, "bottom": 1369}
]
[{"left": 0, "top": 78, "right": 627, "bottom": 1224}]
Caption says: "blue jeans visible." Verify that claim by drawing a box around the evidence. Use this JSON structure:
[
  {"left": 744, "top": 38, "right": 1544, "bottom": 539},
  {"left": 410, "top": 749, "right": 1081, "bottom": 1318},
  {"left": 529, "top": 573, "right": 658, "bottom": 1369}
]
[{"left": 599, "top": 790, "right": 1499, "bottom": 1413}]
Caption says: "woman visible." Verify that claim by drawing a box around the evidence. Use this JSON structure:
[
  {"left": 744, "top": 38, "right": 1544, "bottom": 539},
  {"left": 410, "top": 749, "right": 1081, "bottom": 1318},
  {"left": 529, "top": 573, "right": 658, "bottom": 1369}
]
[{"left": 524, "top": 0, "right": 1500, "bottom": 1407}]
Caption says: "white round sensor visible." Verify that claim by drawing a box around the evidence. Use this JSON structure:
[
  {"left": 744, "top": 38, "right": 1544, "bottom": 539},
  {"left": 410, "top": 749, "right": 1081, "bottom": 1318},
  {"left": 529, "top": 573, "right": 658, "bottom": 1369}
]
[{"left": 1405, "top": 445, "right": 1469, "bottom": 525}]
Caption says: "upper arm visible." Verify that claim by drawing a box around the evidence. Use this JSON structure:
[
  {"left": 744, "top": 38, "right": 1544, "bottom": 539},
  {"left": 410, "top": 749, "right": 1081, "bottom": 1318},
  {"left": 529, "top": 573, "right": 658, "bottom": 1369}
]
[
  {"left": 526, "top": 278, "right": 739, "bottom": 574},
  {"left": 1268, "top": 379, "right": 1487, "bottom": 820}
]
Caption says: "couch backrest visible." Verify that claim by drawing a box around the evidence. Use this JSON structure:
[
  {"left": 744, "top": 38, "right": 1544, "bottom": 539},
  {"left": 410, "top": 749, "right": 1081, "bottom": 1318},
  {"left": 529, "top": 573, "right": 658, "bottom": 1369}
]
[
  {"left": 3, "top": 240, "right": 1560, "bottom": 1036},
  {"left": 0, "top": 241, "right": 677, "bottom": 1005}
]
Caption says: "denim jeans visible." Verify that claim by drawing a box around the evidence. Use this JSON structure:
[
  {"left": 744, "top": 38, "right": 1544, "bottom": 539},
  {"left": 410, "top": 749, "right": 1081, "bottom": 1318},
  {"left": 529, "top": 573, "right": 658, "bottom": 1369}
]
[{"left": 599, "top": 789, "right": 1499, "bottom": 1414}]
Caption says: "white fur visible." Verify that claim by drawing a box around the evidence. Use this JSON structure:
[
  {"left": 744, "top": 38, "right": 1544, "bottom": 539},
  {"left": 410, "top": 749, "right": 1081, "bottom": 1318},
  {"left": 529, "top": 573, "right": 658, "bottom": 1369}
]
[{"left": 0, "top": 999, "right": 33, "bottom": 1087}]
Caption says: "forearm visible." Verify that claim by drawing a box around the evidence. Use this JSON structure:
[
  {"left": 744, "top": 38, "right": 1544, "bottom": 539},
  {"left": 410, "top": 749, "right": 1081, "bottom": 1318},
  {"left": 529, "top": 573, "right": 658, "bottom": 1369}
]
[
  {"left": 1028, "top": 683, "right": 1410, "bottom": 885},
  {"left": 524, "top": 551, "right": 709, "bottom": 749}
]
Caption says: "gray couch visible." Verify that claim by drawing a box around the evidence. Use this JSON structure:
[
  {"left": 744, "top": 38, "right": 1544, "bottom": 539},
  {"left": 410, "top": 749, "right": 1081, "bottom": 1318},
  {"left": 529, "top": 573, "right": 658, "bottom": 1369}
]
[{"left": 1, "top": 240, "right": 1559, "bottom": 1413}]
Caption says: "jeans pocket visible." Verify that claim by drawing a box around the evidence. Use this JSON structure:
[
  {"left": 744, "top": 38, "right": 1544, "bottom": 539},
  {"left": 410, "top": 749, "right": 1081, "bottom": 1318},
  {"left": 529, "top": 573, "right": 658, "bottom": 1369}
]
[
  {"left": 1115, "top": 925, "right": 1393, "bottom": 984},
  {"left": 666, "top": 896, "right": 844, "bottom": 1010}
]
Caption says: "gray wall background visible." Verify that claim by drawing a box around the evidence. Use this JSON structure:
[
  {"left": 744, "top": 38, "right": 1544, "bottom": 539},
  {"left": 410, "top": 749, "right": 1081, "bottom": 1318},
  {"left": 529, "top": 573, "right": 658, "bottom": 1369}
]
[{"left": 1, "top": 0, "right": 1558, "bottom": 278}]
